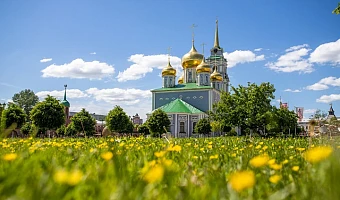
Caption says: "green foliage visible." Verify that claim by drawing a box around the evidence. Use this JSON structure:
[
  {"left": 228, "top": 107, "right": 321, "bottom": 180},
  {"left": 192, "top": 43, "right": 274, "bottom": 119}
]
[
  {"left": 333, "top": 3, "right": 340, "bottom": 14},
  {"left": 267, "top": 107, "right": 298, "bottom": 135},
  {"left": 21, "top": 123, "right": 32, "bottom": 135},
  {"left": 194, "top": 118, "right": 211, "bottom": 135},
  {"left": 71, "top": 108, "right": 96, "bottom": 136},
  {"left": 65, "top": 123, "right": 77, "bottom": 136},
  {"left": 12, "top": 89, "right": 39, "bottom": 121},
  {"left": 138, "top": 123, "right": 150, "bottom": 135},
  {"left": 56, "top": 125, "right": 66, "bottom": 136},
  {"left": 106, "top": 106, "right": 131, "bottom": 133},
  {"left": 30, "top": 95, "right": 65, "bottom": 132},
  {"left": 146, "top": 109, "right": 170, "bottom": 137},
  {"left": 1, "top": 104, "right": 26, "bottom": 129},
  {"left": 313, "top": 109, "right": 327, "bottom": 121}
]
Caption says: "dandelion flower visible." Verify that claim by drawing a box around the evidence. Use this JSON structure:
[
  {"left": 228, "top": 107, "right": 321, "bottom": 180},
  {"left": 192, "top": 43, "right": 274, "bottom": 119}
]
[
  {"left": 249, "top": 154, "right": 269, "bottom": 168},
  {"left": 154, "top": 151, "right": 166, "bottom": 158},
  {"left": 67, "top": 170, "right": 83, "bottom": 185},
  {"left": 209, "top": 154, "right": 219, "bottom": 160},
  {"left": 167, "top": 145, "right": 182, "bottom": 152},
  {"left": 101, "top": 151, "right": 113, "bottom": 160},
  {"left": 143, "top": 165, "right": 164, "bottom": 183},
  {"left": 305, "top": 146, "right": 333, "bottom": 164},
  {"left": 292, "top": 166, "right": 299, "bottom": 172},
  {"left": 269, "top": 164, "right": 282, "bottom": 170},
  {"left": 229, "top": 170, "right": 255, "bottom": 192},
  {"left": 2, "top": 153, "right": 17, "bottom": 161},
  {"left": 269, "top": 175, "right": 282, "bottom": 184},
  {"left": 53, "top": 169, "right": 69, "bottom": 184}
]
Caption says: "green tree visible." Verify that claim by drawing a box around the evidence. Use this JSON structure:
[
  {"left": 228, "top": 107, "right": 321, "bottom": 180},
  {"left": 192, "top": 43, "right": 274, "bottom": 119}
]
[
  {"left": 65, "top": 123, "right": 77, "bottom": 137},
  {"left": 106, "top": 106, "right": 131, "bottom": 134},
  {"left": 1, "top": 104, "right": 26, "bottom": 130},
  {"left": 146, "top": 109, "right": 170, "bottom": 137},
  {"left": 138, "top": 123, "right": 150, "bottom": 135},
  {"left": 21, "top": 123, "right": 32, "bottom": 135},
  {"left": 30, "top": 95, "right": 65, "bottom": 134},
  {"left": 272, "top": 107, "right": 298, "bottom": 135},
  {"left": 12, "top": 89, "right": 39, "bottom": 121},
  {"left": 195, "top": 118, "right": 211, "bottom": 135},
  {"left": 56, "top": 124, "right": 66, "bottom": 136},
  {"left": 71, "top": 108, "right": 96, "bottom": 136},
  {"left": 333, "top": 3, "right": 340, "bottom": 14}
]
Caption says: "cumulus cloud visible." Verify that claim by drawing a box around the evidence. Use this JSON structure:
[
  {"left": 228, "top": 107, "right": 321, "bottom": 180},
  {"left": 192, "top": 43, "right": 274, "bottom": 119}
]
[
  {"left": 223, "top": 50, "right": 265, "bottom": 68},
  {"left": 36, "top": 89, "right": 88, "bottom": 99},
  {"left": 266, "top": 45, "right": 313, "bottom": 73},
  {"left": 309, "top": 39, "right": 340, "bottom": 64},
  {"left": 254, "top": 48, "right": 262, "bottom": 52},
  {"left": 316, "top": 94, "right": 340, "bottom": 103},
  {"left": 306, "top": 77, "right": 340, "bottom": 91},
  {"left": 40, "top": 58, "right": 52, "bottom": 63},
  {"left": 284, "top": 89, "right": 302, "bottom": 92},
  {"left": 41, "top": 58, "right": 115, "bottom": 80},
  {"left": 116, "top": 54, "right": 181, "bottom": 82}
]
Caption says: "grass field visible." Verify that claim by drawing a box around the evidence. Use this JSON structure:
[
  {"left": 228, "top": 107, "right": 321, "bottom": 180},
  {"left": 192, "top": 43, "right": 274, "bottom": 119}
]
[{"left": 0, "top": 136, "right": 339, "bottom": 200}]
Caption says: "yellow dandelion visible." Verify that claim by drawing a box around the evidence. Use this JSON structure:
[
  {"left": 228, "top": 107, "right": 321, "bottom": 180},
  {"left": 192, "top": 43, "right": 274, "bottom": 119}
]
[
  {"left": 101, "top": 151, "right": 113, "bottom": 160},
  {"left": 296, "top": 147, "right": 305, "bottom": 152},
  {"left": 282, "top": 159, "right": 289, "bottom": 165},
  {"left": 67, "top": 170, "right": 83, "bottom": 185},
  {"left": 143, "top": 165, "right": 164, "bottom": 183},
  {"left": 269, "top": 175, "right": 282, "bottom": 184},
  {"left": 255, "top": 145, "right": 261, "bottom": 149},
  {"left": 249, "top": 154, "right": 269, "bottom": 168},
  {"left": 304, "top": 146, "right": 333, "bottom": 164},
  {"left": 192, "top": 156, "right": 198, "bottom": 159},
  {"left": 292, "top": 166, "right": 299, "bottom": 172},
  {"left": 231, "top": 153, "right": 237, "bottom": 157},
  {"left": 229, "top": 170, "right": 255, "bottom": 192},
  {"left": 2, "top": 153, "right": 18, "bottom": 161},
  {"left": 167, "top": 145, "right": 182, "bottom": 152},
  {"left": 268, "top": 159, "right": 276, "bottom": 165},
  {"left": 207, "top": 145, "right": 213, "bottom": 149},
  {"left": 209, "top": 154, "right": 219, "bottom": 160},
  {"left": 53, "top": 169, "right": 69, "bottom": 184},
  {"left": 269, "top": 164, "right": 282, "bottom": 170},
  {"left": 154, "top": 151, "right": 166, "bottom": 158},
  {"left": 262, "top": 146, "right": 268, "bottom": 151}
]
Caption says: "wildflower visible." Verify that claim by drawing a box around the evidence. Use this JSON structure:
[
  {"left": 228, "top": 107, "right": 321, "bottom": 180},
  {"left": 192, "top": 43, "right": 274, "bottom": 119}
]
[
  {"left": 101, "top": 152, "right": 113, "bottom": 160},
  {"left": 207, "top": 145, "right": 213, "bottom": 149},
  {"left": 292, "top": 166, "right": 299, "bottom": 172},
  {"left": 269, "top": 175, "right": 282, "bottom": 184},
  {"left": 305, "top": 146, "right": 333, "bottom": 164},
  {"left": 67, "top": 170, "right": 83, "bottom": 185},
  {"left": 262, "top": 146, "right": 268, "bottom": 151},
  {"left": 249, "top": 154, "right": 269, "bottom": 168},
  {"left": 192, "top": 156, "right": 198, "bottom": 159},
  {"left": 154, "top": 151, "right": 166, "bottom": 158},
  {"left": 167, "top": 145, "right": 182, "bottom": 152},
  {"left": 269, "top": 164, "right": 282, "bottom": 170},
  {"left": 143, "top": 165, "right": 164, "bottom": 183},
  {"left": 53, "top": 169, "right": 69, "bottom": 184},
  {"left": 209, "top": 154, "right": 219, "bottom": 160},
  {"left": 231, "top": 153, "right": 237, "bottom": 157},
  {"left": 255, "top": 145, "right": 261, "bottom": 149},
  {"left": 296, "top": 147, "right": 305, "bottom": 152},
  {"left": 229, "top": 170, "right": 255, "bottom": 192},
  {"left": 3, "top": 153, "right": 18, "bottom": 161},
  {"left": 282, "top": 159, "right": 289, "bottom": 165},
  {"left": 268, "top": 159, "right": 276, "bottom": 165}
]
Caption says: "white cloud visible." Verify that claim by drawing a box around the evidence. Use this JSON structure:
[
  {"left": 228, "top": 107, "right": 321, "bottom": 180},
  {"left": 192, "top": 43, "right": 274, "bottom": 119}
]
[
  {"left": 254, "top": 48, "right": 262, "bottom": 52},
  {"left": 40, "top": 58, "right": 52, "bottom": 63},
  {"left": 316, "top": 94, "right": 340, "bottom": 103},
  {"left": 41, "top": 58, "right": 115, "bottom": 80},
  {"left": 306, "top": 77, "right": 340, "bottom": 91},
  {"left": 304, "top": 109, "right": 317, "bottom": 114},
  {"left": 90, "top": 52, "right": 96, "bottom": 55},
  {"left": 266, "top": 45, "right": 313, "bottom": 73},
  {"left": 284, "top": 89, "right": 302, "bottom": 93},
  {"left": 223, "top": 50, "right": 265, "bottom": 68},
  {"left": 285, "top": 44, "right": 309, "bottom": 52},
  {"left": 36, "top": 89, "right": 88, "bottom": 99},
  {"left": 309, "top": 39, "right": 340, "bottom": 64},
  {"left": 116, "top": 54, "right": 181, "bottom": 82}
]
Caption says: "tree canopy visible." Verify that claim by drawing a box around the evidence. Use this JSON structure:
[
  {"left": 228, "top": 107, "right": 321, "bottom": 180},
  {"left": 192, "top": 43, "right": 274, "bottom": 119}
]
[
  {"left": 138, "top": 123, "right": 150, "bottom": 135},
  {"left": 12, "top": 89, "right": 39, "bottom": 121},
  {"left": 70, "top": 108, "right": 96, "bottom": 136},
  {"left": 1, "top": 103, "right": 26, "bottom": 130},
  {"left": 106, "top": 106, "right": 131, "bottom": 133},
  {"left": 30, "top": 95, "right": 65, "bottom": 132},
  {"left": 333, "top": 3, "right": 340, "bottom": 14},
  {"left": 146, "top": 109, "right": 170, "bottom": 137},
  {"left": 194, "top": 118, "right": 211, "bottom": 135}
]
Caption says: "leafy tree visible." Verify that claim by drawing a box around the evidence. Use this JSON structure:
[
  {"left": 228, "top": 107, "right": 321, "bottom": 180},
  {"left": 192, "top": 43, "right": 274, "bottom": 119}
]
[
  {"left": 1, "top": 103, "right": 26, "bottom": 130},
  {"left": 195, "top": 118, "right": 211, "bottom": 135},
  {"left": 138, "top": 123, "right": 150, "bottom": 135},
  {"left": 21, "top": 123, "right": 32, "bottom": 135},
  {"left": 30, "top": 95, "right": 65, "bottom": 133},
  {"left": 106, "top": 106, "right": 131, "bottom": 133},
  {"left": 71, "top": 108, "right": 96, "bottom": 136},
  {"left": 333, "top": 3, "right": 340, "bottom": 14},
  {"left": 146, "top": 109, "right": 170, "bottom": 137},
  {"left": 56, "top": 125, "right": 66, "bottom": 136},
  {"left": 12, "top": 89, "right": 39, "bottom": 121},
  {"left": 123, "top": 121, "right": 134, "bottom": 134},
  {"left": 271, "top": 107, "right": 298, "bottom": 135},
  {"left": 65, "top": 123, "right": 77, "bottom": 136}
]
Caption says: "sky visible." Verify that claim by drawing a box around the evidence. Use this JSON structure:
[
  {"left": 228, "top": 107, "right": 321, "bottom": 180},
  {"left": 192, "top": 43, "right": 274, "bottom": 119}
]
[{"left": 0, "top": 0, "right": 339, "bottom": 120}]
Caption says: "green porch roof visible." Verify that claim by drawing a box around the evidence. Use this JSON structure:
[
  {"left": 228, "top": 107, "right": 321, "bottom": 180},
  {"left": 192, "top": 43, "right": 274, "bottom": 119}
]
[
  {"left": 156, "top": 98, "right": 204, "bottom": 114},
  {"left": 151, "top": 83, "right": 212, "bottom": 92}
]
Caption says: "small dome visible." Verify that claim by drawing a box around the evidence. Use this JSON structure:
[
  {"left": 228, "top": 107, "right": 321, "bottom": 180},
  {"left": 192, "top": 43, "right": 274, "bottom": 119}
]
[
  {"left": 210, "top": 68, "right": 223, "bottom": 82},
  {"left": 60, "top": 99, "right": 70, "bottom": 107},
  {"left": 181, "top": 43, "right": 203, "bottom": 69},
  {"left": 196, "top": 58, "right": 211, "bottom": 73},
  {"left": 162, "top": 62, "right": 176, "bottom": 77},
  {"left": 178, "top": 74, "right": 184, "bottom": 84}
]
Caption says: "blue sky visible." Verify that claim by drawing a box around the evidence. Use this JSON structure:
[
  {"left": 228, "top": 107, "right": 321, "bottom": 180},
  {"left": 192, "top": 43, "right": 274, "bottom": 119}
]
[{"left": 0, "top": 0, "right": 339, "bottom": 120}]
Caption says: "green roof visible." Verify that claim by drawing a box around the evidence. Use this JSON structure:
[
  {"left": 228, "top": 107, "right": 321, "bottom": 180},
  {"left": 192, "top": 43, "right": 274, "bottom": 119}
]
[
  {"left": 60, "top": 100, "right": 70, "bottom": 107},
  {"left": 151, "top": 83, "right": 212, "bottom": 92},
  {"left": 156, "top": 98, "right": 204, "bottom": 114}
]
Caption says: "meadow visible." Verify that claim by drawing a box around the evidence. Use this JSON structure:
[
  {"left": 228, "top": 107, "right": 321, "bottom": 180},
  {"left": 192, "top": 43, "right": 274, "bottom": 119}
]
[{"left": 0, "top": 136, "right": 339, "bottom": 200}]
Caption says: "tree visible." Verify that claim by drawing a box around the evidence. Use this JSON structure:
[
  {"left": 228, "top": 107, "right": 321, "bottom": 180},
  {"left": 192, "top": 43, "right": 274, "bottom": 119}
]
[
  {"left": 122, "top": 121, "right": 134, "bottom": 134},
  {"left": 333, "top": 3, "right": 340, "bottom": 14},
  {"left": 12, "top": 89, "right": 39, "bottom": 121},
  {"left": 71, "top": 108, "right": 96, "bottom": 136},
  {"left": 30, "top": 95, "right": 65, "bottom": 133},
  {"left": 138, "top": 123, "right": 150, "bottom": 135},
  {"left": 146, "top": 109, "right": 170, "bottom": 137},
  {"left": 106, "top": 106, "right": 131, "bottom": 134},
  {"left": 195, "top": 118, "right": 211, "bottom": 135},
  {"left": 21, "top": 123, "right": 33, "bottom": 136},
  {"left": 1, "top": 104, "right": 26, "bottom": 130}
]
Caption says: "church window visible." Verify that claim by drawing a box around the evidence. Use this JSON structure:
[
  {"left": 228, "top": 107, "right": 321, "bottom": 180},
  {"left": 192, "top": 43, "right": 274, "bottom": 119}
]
[
  {"left": 200, "top": 74, "right": 203, "bottom": 85},
  {"left": 164, "top": 77, "right": 168, "bottom": 87},
  {"left": 188, "top": 71, "right": 192, "bottom": 82},
  {"left": 205, "top": 75, "right": 209, "bottom": 85},
  {"left": 180, "top": 122, "right": 185, "bottom": 133},
  {"left": 169, "top": 77, "right": 172, "bottom": 86}
]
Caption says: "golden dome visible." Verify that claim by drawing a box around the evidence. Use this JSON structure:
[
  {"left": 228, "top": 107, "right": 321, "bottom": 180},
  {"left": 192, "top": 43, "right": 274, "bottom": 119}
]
[
  {"left": 178, "top": 74, "right": 184, "bottom": 84},
  {"left": 181, "top": 43, "right": 203, "bottom": 69},
  {"left": 210, "top": 67, "right": 223, "bottom": 82},
  {"left": 196, "top": 58, "right": 211, "bottom": 73},
  {"left": 162, "top": 62, "right": 176, "bottom": 76}
]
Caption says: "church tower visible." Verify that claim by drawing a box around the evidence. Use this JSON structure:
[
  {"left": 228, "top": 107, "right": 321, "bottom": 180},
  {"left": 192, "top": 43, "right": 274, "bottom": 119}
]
[
  {"left": 206, "top": 20, "right": 229, "bottom": 92},
  {"left": 161, "top": 55, "right": 176, "bottom": 88},
  {"left": 60, "top": 84, "right": 70, "bottom": 125},
  {"left": 196, "top": 44, "right": 211, "bottom": 86}
]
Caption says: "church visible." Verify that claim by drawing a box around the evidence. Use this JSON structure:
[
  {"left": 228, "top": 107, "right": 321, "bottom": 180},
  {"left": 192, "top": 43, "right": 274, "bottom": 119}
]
[{"left": 149, "top": 21, "right": 229, "bottom": 137}]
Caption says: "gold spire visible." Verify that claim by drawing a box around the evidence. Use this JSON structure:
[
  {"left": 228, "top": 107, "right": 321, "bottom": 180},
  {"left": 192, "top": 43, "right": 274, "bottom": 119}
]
[
  {"left": 162, "top": 47, "right": 176, "bottom": 77},
  {"left": 214, "top": 19, "right": 220, "bottom": 48},
  {"left": 197, "top": 43, "right": 210, "bottom": 73},
  {"left": 210, "top": 66, "right": 223, "bottom": 81},
  {"left": 181, "top": 24, "right": 203, "bottom": 69}
]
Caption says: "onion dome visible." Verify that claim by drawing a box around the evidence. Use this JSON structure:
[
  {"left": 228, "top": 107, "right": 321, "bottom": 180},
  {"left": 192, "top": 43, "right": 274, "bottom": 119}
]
[
  {"left": 181, "top": 42, "right": 203, "bottom": 69},
  {"left": 60, "top": 85, "right": 70, "bottom": 107},
  {"left": 161, "top": 62, "right": 176, "bottom": 77},
  {"left": 210, "top": 67, "right": 223, "bottom": 82},
  {"left": 178, "top": 74, "right": 184, "bottom": 84},
  {"left": 196, "top": 58, "right": 211, "bottom": 73}
]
